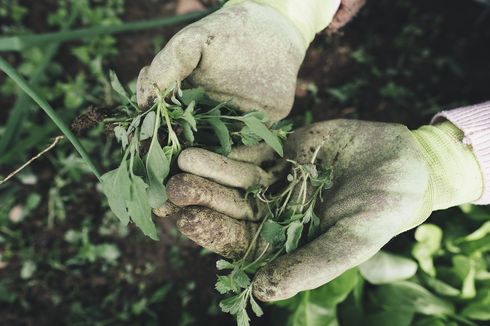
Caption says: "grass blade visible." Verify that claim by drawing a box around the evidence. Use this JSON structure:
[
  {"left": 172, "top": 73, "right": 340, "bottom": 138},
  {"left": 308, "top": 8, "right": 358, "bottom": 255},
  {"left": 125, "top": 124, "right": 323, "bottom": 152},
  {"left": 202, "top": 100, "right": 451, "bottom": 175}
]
[
  {"left": 0, "top": 10, "right": 214, "bottom": 52},
  {"left": 0, "top": 8, "right": 79, "bottom": 156},
  {"left": 0, "top": 57, "right": 101, "bottom": 180}
]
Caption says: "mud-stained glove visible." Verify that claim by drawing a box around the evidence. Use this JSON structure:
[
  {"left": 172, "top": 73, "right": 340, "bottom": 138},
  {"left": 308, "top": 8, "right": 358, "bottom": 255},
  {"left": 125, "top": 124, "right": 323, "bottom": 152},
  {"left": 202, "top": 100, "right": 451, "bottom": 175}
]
[
  {"left": 155, "top": 119, "right": 483, "bottom": 302},
  {"left": 136, "top": 0, "right": 341, "bottom": 121}
]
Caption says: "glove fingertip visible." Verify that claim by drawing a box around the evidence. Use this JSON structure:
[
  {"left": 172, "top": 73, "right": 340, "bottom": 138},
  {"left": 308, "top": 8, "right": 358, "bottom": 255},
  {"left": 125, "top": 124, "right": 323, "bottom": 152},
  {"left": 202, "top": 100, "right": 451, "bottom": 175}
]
[
  {"left": 136, "top": 66, "right": 156, "bottom": 109},
  {"left": 252, "top": 265, "right": 297, "bottom": 302}
]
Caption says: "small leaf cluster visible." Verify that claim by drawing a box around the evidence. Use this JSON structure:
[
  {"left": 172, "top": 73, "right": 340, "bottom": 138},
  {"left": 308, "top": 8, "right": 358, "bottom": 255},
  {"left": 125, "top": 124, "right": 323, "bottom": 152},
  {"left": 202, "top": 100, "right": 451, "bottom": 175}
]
[
  {"left": 215, "top": 148, "right": 334, "bottom": 326},
  {"left": 101, "top": 71, "right": 291, "bottom": 239}
]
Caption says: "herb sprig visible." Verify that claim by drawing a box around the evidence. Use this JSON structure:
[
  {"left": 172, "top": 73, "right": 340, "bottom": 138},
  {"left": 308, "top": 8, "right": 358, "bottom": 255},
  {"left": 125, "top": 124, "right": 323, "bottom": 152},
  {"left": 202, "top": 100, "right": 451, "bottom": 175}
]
[
  {"left": 101, "top": 71, "right": 291, "bottom": 239},
  {"left": 215, "top": 146, "right": 334, "bottom": 325}
]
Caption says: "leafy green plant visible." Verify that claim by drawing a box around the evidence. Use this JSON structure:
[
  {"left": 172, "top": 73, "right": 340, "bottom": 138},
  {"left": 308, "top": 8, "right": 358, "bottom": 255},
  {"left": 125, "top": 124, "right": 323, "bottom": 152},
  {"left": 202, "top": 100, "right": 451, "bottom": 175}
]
[
  {"left": 215, "top": 147, "right": 334, "bottom": 325},
  {"left": 101, "top": 72, "right": 290, "bottom": 239}
]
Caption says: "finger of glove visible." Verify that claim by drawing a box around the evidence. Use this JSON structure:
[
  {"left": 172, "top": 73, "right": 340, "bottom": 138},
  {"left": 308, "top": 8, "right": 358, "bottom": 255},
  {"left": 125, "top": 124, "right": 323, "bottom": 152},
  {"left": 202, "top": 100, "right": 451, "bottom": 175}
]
[
  {"left": 136, "top": 27, "right": 204, "bottom": 109},
  {"left": 252, "top": 219, "right": 389, "bottom": 302},
  {"left": 153, "top": 201, "right": 181, "bottom": 219},
  {"left": 167, "top": 173, "right": 261, "bottom": 221},
  {"left": 228, "top": 143, "right": 277, "bottom": 165},
  {"left": 178, "top": 148, "right": 275, "bottom": 189},
  {"left": 176, "top": 206, "right": 261, "bottom": 259}
]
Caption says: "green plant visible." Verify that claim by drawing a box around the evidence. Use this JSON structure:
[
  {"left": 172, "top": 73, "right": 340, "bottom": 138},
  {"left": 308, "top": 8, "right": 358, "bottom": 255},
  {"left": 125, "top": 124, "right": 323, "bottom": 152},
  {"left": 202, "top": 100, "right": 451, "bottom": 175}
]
[
  {"left": 101, "top": 72, "right": 290, "bottom": 239},
  {"left": 215, "top": 148, "right": 333, "bottom": 325}
]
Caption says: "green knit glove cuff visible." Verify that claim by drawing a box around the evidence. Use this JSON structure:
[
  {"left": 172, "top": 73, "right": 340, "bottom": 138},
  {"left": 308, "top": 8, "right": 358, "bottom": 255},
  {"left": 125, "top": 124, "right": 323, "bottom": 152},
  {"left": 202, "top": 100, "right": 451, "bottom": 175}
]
[
  {"left": 225, "top": 0, "right": 341, "bottom": 46},
  {"left": 412, "top": 121, "right": 484, "bottom": 211}
]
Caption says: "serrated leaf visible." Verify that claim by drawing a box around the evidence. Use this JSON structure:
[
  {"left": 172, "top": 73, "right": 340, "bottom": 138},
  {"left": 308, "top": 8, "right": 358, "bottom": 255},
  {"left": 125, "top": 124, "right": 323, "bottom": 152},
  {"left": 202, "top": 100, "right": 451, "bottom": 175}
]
[
  {"left": 261, "top": 220, "right": 286, "bottom": 246},
  {"left": 126, "top": 176, "right": 158, "bottom": 240},
  {"left": 216, "top": 259, "right": 234, "bottom": 270},
  {"left": 101, "top": 161, "right": 131, "bottom": 225},
  {"left": 207, "top": 116, "right": 232, "bottom": 155},
  {"left": 233, "top": 270, "right": 251, "bottom": 289},
  {"left": 216, "top": 275, "right": 236, "bottom": 294},
  {"left": 286, "top": 221, "right": 304, "bottom": 253},
  {"left": 240, "top": 116, "right": 283, "bottom": 157},
  {"left": 140, "top": 111, "right": 156, "bottom": 141},
  {"left": 114, "top": 126, "right": 128, "bottom": 149},
  {"left": 236, "top": 308, "right": 251, "bottom": 326},
  {"left": 219, "top": 294, "right": 243, "bottom": 314},
  {"left": 145, "top": 139, "right": 169, "bottom": 209}
]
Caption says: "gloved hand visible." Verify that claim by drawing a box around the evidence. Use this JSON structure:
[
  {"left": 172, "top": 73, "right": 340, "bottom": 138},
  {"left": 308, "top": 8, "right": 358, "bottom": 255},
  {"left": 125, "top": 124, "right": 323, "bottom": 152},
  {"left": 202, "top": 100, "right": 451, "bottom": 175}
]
[
  {"left": 136, "top": 0, "right": 341, "bottom": 121},
  {"left": 155, "top": 119, "right": 483, "bottom": 301}
]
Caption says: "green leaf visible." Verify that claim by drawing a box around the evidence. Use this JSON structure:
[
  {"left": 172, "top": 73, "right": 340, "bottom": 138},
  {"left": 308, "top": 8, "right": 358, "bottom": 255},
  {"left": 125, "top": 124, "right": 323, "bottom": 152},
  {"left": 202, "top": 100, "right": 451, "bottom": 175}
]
[
  {"left": 219, "top": 294, "right": 243, "bottom": 315},
  {"left": 181, "top": 100, "right": 197, "bottom": 130},
  {"left": 310, "top": 268, "right": 359, "bottom": 306},
  {"left": 461, "top": 221, "right": 490, "bottom": 242},
  {"left": 359, "top": 251, "right": 417, "bottom": 284},
  {"left": 145, "top": 139, "right": 169, "bottom": 209},
  {"left": 233, "top": 270, "right": 251, "bottom": 289},
  {"left": 216, "top": 275, "right": 237, "bottom": 294},
  {"left": 289, "top": 295, "right": 337, "bottom": 326},
  {"left": 114, "top": 126, "right": 128, "bottom": 149},
  {"left": 216, "top": 259, "right": 234, "bottom": 271},
  {"left": 126, "top": 176, "right": 158, "bottom": 240},
  {"left": 109, "top": 70, "right": 129, "bottom": 100},
  {"left": 422, "top": 275, "right": 460, "bottom": 297},
  {"left": 181, "top": 121, "right": 195, "bottom": 144},
  {"left": 207, "top": 116, "right": 232, "bottom": 155},
  {"left": 140, "top": 111, "right": 156, "bottom": 141},
  {"left": 240, "top": 126, "right": 262, "bottom": 146},
  {"left": 180, "top": 87, "right": 205, "bottom": 106},
  {"left": 101, "top": 161, "right": 131, "bottom": 225},
  {"left": 260, "top": 220, "right": 286, "bottom": 246},
  {"left": 371, "top": 281, "right": 454, "bottom": 316},
  {"left": 240, "top": 116, "right": 283, "bottom": 157},
  {"left": 452, "top": 255, "right": 476, "bottom": 299},
  {"left": 132, "top": 154, "right": 146, "bottom": 177},
  {"left": 285, "top": 221, "right": 303, "bottom": 253},
  {"left": 412, "top": 224, "right": 443, "bottom": 276},
  {"left": 461, "top": 289, "right": 490, "bottom": 320},
  {"left": 366, "top": 310, "right": 414, "bottom": 326},
  {"left": 236, "top": 308, "right": 250, "bottom": 326},
  {"left": 250, "top": 295, "right": 263, "bottom": 317}
]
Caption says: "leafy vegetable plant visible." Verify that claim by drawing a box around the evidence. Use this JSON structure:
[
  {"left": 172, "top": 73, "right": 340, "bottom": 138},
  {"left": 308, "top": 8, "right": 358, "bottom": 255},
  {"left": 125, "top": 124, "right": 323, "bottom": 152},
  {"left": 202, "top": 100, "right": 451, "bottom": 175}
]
[
  {"left": 215, "top": 147, "right": 334, "bottom": 325},
  {"left": 101, "top": 71, "right": 290, "bottom": 239}
]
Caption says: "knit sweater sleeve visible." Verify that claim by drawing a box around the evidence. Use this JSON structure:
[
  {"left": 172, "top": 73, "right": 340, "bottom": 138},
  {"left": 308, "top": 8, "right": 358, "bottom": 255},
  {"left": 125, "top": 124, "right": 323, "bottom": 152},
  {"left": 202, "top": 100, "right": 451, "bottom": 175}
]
[{"left": 432, "top": 102, "right": 490, "bottom": 205}]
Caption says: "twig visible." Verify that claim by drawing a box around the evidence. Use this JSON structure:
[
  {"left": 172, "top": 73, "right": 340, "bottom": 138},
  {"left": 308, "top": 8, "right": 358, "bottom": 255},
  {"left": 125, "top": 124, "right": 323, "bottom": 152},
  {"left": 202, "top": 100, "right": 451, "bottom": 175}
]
[{"left": 0, "top": 136, "right": 64, "bottom": 185}]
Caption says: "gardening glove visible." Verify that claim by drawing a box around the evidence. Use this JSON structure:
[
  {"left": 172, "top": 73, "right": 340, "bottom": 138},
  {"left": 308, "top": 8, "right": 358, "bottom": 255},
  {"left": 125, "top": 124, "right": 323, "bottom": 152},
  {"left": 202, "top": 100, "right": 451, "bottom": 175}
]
[
  {"left": 136, "top": 0, "right": 341, "bottom": 122},
  {"left": 155, "top": 119, "right": 484, "bottom": 301}
]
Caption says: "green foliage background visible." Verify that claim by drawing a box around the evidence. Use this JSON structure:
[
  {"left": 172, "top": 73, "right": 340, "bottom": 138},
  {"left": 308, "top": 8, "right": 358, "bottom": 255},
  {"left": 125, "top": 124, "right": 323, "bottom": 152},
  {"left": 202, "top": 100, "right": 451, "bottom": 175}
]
[{"left": 0, "top": 0, "right": 489, "bottom": 325}]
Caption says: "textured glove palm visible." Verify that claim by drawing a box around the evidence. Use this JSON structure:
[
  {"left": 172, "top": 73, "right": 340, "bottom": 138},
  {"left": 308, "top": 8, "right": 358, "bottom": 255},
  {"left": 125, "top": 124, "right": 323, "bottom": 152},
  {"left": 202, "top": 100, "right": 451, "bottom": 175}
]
[{"left": 156, "top": 119, "right": 483, "bottom": 302}]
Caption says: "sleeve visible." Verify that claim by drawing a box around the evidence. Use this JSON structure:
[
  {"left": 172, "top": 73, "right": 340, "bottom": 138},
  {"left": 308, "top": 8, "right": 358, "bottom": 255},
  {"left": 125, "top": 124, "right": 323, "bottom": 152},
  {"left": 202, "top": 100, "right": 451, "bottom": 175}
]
[{"left": 432, "top": 102, "right": 490, "bottom": 205}]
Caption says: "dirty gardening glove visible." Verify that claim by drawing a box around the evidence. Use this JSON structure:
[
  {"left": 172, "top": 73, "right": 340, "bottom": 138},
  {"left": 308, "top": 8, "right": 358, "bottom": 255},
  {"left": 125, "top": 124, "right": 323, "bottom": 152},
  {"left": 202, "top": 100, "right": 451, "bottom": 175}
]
[
  {"left": 156, "top": 119, "right": 484, "bottom": 302},
  {"left": 136, "top": 0, "right": 341, "bottom": 121}
]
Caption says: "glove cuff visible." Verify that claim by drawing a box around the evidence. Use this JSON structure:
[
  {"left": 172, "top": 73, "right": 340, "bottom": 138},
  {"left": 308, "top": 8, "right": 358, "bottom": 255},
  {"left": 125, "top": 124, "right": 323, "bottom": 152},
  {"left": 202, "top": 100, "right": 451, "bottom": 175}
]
[
  {"left": 432, "top": 102, "right": 490, "bottom": 205},
  {"left": 412, "top": 122, "right": 484, "bottom": 211},
  {"left": 226, "top": 0, "right": 341, "bottom": 46}
]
